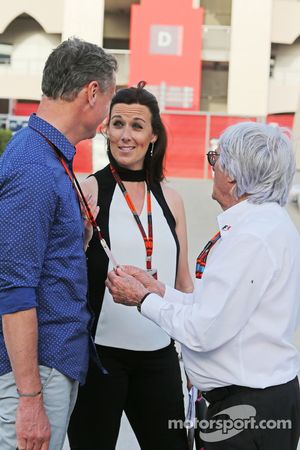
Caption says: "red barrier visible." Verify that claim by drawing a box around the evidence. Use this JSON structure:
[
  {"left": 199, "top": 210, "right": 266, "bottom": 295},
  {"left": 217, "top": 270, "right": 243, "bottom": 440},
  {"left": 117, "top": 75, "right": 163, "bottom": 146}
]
[
  {"left": 12, "top": 106, "right": 294, "bottom": 177},
  {"left": 14, "top": 102, "right": 38, "bottom": 116},
  {"left": 267, "top": 114, "right": 294, "bottom": 128},
  {"left": 163, "top": 114, "right": 207, "bottom": 178},
  {"left": 162, "top": 113, "right": 294, "bottom": 178},
  {"left": 209, "top": 116, "right": 257, "bottom": 139}
]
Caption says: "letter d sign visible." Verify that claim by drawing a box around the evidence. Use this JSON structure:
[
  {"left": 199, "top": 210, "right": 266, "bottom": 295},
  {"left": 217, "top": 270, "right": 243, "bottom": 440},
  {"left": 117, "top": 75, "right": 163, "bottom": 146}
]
[
  {"left": 158, "top": 31, "right": 172, "bottom": 47},
  {"left": 150, "top": 25, "right": 183, "bottom": 55}
]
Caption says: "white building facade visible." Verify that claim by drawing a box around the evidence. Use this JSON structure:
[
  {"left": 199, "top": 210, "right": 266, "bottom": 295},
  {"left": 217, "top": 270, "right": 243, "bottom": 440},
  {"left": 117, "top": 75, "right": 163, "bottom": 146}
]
[{"left": 0, "top": 0, "right": 300, "bottom": 116}]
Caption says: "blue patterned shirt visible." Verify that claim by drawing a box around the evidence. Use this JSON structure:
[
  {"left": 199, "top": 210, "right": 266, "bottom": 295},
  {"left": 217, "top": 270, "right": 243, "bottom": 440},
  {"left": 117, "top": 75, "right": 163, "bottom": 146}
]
[{"left": 0, "top": 114, "right": 91, "bottom": 384}]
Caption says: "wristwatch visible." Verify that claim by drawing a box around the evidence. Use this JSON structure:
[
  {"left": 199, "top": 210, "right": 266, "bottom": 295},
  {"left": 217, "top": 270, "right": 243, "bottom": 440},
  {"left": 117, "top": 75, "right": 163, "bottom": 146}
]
[{"left": 137, "top": 292, "right": 151, "bottom": 313}]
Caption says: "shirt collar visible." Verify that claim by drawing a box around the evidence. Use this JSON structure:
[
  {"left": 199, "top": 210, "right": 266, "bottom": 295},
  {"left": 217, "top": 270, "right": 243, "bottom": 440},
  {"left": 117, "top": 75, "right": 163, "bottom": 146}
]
[
  {"left": 217, "top": 199, "right": 251, "bottom": 237},
  {"left": 28, "top": 113, "right": 76, "bottom": 162},
  {"left": 217, "top": 200, "right": 282, "bottom": 238}
]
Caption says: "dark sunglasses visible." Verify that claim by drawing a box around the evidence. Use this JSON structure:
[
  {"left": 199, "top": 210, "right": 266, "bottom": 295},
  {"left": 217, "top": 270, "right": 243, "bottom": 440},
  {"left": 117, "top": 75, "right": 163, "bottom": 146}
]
[{"left": 206, "top": 150, "right": 220, "bottom": 167}]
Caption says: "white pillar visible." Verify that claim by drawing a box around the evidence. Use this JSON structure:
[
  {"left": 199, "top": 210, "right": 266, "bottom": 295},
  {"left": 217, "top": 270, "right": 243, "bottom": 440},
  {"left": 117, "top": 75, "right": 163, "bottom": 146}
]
[
  {"left": 62, "top": 0, "right": 104, "bottom": 45},
  {"left": 293, "top": 94, "right": 300, "bottom": 170},
  {"left": 92, "top": 133, "right": 108, "bottom": 172},
  {"left": 227, "top": 0, "right": 272, "bottom": 116}
]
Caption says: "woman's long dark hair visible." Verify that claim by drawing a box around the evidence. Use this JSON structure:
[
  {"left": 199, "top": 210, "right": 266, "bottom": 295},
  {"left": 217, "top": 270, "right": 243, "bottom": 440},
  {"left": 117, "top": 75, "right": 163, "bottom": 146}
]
[{"left": 107, "top": 81, "right": 167, "bottom": 183}]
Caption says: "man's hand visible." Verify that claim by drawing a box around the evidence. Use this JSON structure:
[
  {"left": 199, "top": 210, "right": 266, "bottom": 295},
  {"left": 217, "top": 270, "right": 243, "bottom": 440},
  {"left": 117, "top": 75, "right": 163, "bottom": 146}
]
[
  {"left": 121, "top": 265, "right": 166, "bottom": 297},
  {"left": 82, "top": 193, "right": 99, "bottom": 250},
  {"left": 106, "top": 267, "right": 149, "bottom": 306},
  {"left": 16, "top": 395, "right": 51, "bottom": 450},
  {"left": 2, "top": 309, "right": 51, "bottom": 450}
]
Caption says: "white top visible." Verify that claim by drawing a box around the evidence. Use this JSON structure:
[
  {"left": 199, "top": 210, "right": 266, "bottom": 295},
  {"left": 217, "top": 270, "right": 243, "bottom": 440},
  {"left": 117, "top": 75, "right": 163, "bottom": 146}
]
[
  {"left": 142, "top": 200, "right": 300, "bottom": 390},
  {"left": 95, "top": 184, "right": 176, "bottom": 350}
]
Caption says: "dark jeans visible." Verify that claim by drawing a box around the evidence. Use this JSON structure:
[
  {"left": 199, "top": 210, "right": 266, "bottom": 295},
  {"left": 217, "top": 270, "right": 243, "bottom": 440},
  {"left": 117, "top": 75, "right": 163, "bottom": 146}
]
[
  {"left": 68, "top": 342, "right": 189, "bottom": 450},
  {"left": 199, "top": 377, "right": 300, "bottom": 450}
]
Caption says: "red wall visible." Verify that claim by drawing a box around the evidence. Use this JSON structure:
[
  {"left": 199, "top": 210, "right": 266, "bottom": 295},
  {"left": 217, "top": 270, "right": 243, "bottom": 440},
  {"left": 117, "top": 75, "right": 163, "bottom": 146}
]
[
  {"left": 14, "top": 102, "right": 39, "bottom": 116},
  {"left": 209, "top": 116, "right": 257, "bottom": 140},
  {"left": 162, "top": 114, "right": 294, "bottom": 178},
  {"left": 72, "top": 114, "right": 294, "bottom": 177},
  {"left": 129, "top": 0, "right": 204, "bottom": 110},
  {"left": 163, "top": 114, "right": 207, "bottom": 178},
  {"left": 13, "top": 104, "right": 294, "bottom": 178},
  {"left": 267, "top": 114, "right": 294, "bottom": 128},
  {"left": 73, "top": 139, "right": 92, "bottom": 173}
]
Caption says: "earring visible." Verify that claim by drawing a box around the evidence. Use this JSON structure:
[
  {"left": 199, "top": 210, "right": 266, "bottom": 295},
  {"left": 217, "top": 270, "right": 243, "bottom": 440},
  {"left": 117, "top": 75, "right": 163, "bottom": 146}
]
[
  {"left": 106, "top": 138, "right": 110, "bottom": 152},
  {"left": 150, "top": 142, "right": 155, "bottom": 157}
]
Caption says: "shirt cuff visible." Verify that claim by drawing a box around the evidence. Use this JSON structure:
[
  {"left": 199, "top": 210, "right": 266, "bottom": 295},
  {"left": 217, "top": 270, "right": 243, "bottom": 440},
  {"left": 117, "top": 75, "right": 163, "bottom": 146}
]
[
  {"left": 0, "top": 287, "right": 38, "bottom": 315},
  {"left": 140, "top": 293, "right": 165, "bottom": 324}
]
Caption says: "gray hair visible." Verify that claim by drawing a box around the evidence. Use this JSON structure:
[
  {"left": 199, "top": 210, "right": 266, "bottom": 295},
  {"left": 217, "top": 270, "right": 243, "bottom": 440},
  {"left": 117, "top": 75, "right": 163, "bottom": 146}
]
[
  {"left": 42, "top": 37, "right": 117, "bottom": 101},
  {"left": 218, "top": 122, "right": 295, "bottom": 206}
]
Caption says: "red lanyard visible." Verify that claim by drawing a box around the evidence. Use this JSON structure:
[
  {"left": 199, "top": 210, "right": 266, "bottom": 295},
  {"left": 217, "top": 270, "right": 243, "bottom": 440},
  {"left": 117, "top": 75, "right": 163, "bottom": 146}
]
[
  {"left": 195, "top": 231, "right": 221, "bottom": 279},
  {"left": 58, "top": 156, "right": 98, "bottom": 227},
  {"left": 29, "top": 125, "right": 118, "bottom": 267},
  {"left": 110, "top": 164, "right": 153, "bottom": 271},
  {"left": 58, "top": 157, "right": 118, "bottom": 268}
]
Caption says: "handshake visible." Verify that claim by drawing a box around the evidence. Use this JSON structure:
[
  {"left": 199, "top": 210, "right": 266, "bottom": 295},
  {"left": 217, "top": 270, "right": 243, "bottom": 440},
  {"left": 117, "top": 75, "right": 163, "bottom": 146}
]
[{"left": 105, "top": 265, "right": 165, "bottom": 307}]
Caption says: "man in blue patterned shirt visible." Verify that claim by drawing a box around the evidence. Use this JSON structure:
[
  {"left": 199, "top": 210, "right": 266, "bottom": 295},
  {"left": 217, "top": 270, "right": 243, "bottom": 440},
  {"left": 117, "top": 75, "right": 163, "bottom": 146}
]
[{"left": 0, "top": 38, "right": 117, "bottom": 450}]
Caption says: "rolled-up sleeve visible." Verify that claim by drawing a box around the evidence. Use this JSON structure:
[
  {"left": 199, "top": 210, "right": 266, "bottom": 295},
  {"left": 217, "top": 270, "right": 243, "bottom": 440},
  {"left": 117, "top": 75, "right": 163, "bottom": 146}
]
[
  {"left": 0, "top": 164, "right": 57, "bottom": 314},
  {"left": 0, "top": 287, "right": 37, "bottom": 314}
]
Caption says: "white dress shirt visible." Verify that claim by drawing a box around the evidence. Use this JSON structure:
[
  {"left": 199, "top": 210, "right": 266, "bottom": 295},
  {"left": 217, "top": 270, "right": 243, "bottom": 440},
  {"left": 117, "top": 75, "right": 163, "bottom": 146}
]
[{"left": 142, "top": 200, "right": 300, "bottom": 391}]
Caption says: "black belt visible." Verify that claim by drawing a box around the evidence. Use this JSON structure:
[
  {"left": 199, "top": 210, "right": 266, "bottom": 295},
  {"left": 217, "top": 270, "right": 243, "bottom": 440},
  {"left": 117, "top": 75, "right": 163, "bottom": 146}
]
[
  {"left": 201, "top": 385, "right": 253, "bottom": 403},
  {"left": 201, "top": 377, "right": 298, "bottom": 404}
]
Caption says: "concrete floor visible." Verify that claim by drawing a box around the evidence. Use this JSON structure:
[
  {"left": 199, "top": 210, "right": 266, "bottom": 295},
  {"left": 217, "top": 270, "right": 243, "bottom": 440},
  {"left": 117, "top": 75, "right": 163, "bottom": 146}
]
[{"left": 63, "top": 173, "right": 300, "bottom": 450}]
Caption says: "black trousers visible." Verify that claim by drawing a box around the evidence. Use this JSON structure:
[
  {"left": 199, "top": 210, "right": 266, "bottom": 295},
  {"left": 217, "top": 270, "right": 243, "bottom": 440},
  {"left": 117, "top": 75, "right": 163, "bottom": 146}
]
[
  {"left": 68, "top": 342, "right": 189, "bottom": 450},
  {"left": 198, "top": 377, "right": 300, "bottom": 450}
]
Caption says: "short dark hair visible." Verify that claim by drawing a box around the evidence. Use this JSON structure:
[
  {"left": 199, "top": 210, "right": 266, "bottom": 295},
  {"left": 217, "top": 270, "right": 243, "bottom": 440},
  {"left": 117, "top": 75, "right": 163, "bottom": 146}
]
[
  {"left": 42, "top": 37, "right": 117, "bottom": 101},
  {"left": 108, "top": 81, "right": 167, "bottom": 183}
]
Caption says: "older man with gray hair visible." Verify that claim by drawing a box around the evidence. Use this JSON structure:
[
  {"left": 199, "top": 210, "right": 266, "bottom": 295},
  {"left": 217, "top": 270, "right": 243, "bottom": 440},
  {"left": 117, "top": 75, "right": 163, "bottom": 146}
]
[
  {"left": 0, "top": 38, "right": 117, "bottom": 450},
  {"left": 107, "top": 122, "right": 300, "bottom": 450}
]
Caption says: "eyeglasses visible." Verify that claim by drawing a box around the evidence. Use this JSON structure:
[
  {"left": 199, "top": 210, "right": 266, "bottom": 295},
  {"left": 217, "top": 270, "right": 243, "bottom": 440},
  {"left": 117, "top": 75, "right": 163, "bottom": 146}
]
[{"left": 206, "top": 150, "right": 220, "bottom": 167}]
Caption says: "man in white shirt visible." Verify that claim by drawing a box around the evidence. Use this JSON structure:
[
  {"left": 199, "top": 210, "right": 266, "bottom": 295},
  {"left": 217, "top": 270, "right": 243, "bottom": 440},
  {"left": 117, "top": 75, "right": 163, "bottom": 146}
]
[{"left": 106, "top": 122, "right": 300, "bottom": 449}]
